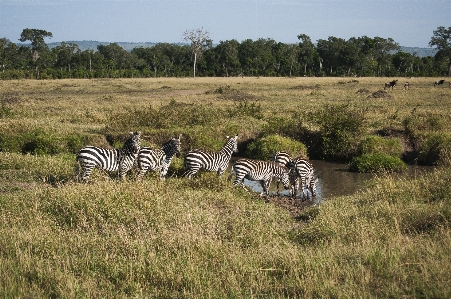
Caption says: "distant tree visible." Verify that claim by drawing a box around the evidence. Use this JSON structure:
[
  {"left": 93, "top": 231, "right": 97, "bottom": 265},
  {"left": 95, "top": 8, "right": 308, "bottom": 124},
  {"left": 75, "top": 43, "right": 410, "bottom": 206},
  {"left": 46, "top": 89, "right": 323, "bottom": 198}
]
[
  {"left": 429, "top": 26, "right": 451, "bottom": 76},
  {"left": 297, "top": 34, "right": 316, "bottom": 75},
  {"left": 182, "top": 27, "right": 212, "bottom": 78},
  {"left": 317, "top": 36, "right": 347, "bottom": 75},
  {"left": 53, "top": 42, "right": 80, "bottom": 72},
  {"left": 372, "top": 37, "right": 399, "bottom": 76},
  {"left": 215, "top": 39, "right": 240, "bottom": 77},
  {"left": 19, "top": 28, "right": 53, "bottom": 79}
]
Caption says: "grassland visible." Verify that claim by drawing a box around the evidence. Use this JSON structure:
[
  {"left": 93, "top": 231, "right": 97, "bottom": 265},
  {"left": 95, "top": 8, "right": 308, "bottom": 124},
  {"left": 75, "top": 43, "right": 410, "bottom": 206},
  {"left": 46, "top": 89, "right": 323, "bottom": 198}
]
[{"left": 0, "top": 77, "right": 451, "bottom": 298}]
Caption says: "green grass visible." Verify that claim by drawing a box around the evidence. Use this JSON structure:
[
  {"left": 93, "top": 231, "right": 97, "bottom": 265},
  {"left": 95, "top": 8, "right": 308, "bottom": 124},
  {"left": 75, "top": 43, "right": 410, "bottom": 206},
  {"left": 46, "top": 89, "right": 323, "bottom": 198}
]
[{"left": 1, "top": 77, "right": 451, "bottom": 298}]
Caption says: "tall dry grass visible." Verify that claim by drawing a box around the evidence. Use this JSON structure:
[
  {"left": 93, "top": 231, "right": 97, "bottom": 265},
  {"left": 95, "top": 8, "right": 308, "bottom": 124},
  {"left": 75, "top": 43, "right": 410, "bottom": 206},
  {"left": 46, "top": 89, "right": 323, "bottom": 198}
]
[{"left": 1, "top": 77, "right": 451, "bottom": 298}]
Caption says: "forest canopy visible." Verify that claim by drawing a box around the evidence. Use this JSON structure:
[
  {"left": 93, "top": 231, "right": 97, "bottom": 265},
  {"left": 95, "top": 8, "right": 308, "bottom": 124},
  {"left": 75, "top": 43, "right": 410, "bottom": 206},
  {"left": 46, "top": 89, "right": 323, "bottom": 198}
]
[{"left": 0, "top": 27, "right": 450, "bottom": 79}]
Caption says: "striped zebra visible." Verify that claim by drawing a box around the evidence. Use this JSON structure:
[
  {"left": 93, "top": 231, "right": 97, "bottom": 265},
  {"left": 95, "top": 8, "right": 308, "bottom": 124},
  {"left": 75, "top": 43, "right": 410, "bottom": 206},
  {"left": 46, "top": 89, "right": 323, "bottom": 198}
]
[
  {"left": 74, "top": 131, "right": 142, "bottom": 182},
  {"left": 184, "top": 135, "right": 238, "bottom": 179},
  {"left": 228, "top": 158, "right": 290, "bottom": 196},
  {"left": 271, "top": 151, "right": 317, "bottom": 199},
  {"left": 136, "top": 134, "right": 182, "bottom": 180}
]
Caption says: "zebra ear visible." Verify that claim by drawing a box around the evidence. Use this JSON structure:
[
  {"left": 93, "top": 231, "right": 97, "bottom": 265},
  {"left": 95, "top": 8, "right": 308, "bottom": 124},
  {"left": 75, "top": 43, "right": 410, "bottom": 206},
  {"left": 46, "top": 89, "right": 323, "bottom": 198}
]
[
  {"left": 226, "top": 135, "right": 230, "bottom": 139},
  {"left": 179, "top": 134, "right": 182, "bottom": 139},
  {"left": 136, "top": 131, "right": 142, "bottom": 136}
]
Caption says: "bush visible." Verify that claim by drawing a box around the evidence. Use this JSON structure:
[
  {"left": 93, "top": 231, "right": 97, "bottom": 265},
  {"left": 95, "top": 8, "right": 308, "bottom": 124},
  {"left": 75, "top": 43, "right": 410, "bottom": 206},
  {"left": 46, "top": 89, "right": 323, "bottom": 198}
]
[
  {"left": 309, "top": 104, "right": 366, "bottom": 160},
  {"left": 418, "top": 132, "right": 451, "bottom": 166},
  {"left": 349, "top": 153, "right": 407, "bottom": 173},
  {"left": 245, "top": 135, "right": 307, "bottom": 160},
  {"left": 357, "top": 135, "right": 404, "bottom": 158}
]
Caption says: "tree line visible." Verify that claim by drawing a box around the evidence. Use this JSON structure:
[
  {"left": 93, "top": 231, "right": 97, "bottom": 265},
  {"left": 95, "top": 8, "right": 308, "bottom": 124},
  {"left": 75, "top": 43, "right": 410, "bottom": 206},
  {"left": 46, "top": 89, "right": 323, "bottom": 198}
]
[{"left": 1, "top": 26, "right": 450, "bottom": 79}]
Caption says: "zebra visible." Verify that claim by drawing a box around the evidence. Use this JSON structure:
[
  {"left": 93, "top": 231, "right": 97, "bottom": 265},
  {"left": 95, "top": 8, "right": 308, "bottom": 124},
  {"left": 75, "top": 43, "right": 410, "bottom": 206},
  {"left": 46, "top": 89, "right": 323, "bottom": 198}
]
[
  {"left": 289, "top": 158, "right": 318, "bottom": 199},
  {"left": 271, "top": 151, "right": 317, "bottom": 199},
  {"left": 184, "top": 134, "right": 238, "bottom": 179},
  {"left": 74, "top": 131, "right": 142, "bottom": 182},
  {"left": 228, "top": 158, "right": 290, "bottom": 196},
  {"left": 136, "top": 134, "right": 182, "bottom": 180}
]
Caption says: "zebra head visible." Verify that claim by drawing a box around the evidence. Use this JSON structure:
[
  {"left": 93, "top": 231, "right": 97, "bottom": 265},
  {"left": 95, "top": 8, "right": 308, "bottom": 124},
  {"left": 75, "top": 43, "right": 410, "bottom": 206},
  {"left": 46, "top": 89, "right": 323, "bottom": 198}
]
[
  {"left": 164, "top": 134, "right": 182, "bottom": 157},
  {"left": 279, "top": 170, "right": 291, "bottom": 190},
  {"left": 306, "top": 174, "right": 318, "bottom": 197},
  {"left": 226, "top": 134, "right": 239, "bottom": 153},
  {"left": 124, "top": 131, "right": 142, "bottom": 153}
]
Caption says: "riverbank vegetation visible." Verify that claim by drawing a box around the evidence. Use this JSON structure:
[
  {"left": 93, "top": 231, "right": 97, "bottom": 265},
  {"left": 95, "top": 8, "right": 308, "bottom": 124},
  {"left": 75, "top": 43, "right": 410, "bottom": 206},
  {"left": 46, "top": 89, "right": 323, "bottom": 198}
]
[{"left": 1, "top": 77, "right": 450, "bottom": 297}]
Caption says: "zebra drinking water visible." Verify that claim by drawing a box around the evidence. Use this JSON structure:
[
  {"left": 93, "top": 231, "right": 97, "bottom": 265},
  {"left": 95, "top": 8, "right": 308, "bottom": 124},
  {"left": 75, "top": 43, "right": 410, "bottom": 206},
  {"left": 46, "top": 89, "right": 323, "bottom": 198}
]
[
  {"left": 136, "top": 134, "right": 182, "bottom": 180},
  {"left": 229, "top": 158, "right": 290, "bottom": 196},
  {"left": 184, "top": 135, "right": 238, "bottom": 179},
  {"left": 271, "top": 151, "right": 317, "bottom": 199},
  {"left": 74, "top": 131, "right": 142, "bottom": 182}
]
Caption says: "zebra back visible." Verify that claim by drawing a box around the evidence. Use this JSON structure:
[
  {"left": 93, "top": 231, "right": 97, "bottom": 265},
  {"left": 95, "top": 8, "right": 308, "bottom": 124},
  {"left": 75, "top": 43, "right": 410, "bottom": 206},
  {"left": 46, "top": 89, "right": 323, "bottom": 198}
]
[
  {"left": 184, "top": 134, "right": 238, "bottom": 178},
  {"left": 270, "top": 151, "right": 292, "bottom": 168}
]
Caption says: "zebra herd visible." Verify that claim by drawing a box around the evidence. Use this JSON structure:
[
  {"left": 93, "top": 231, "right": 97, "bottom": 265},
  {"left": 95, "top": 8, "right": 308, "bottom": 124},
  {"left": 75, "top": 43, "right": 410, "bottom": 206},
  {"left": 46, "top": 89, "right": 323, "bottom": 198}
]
[{"left": 74, "top": 132, "right": 318, "bottom": 199}]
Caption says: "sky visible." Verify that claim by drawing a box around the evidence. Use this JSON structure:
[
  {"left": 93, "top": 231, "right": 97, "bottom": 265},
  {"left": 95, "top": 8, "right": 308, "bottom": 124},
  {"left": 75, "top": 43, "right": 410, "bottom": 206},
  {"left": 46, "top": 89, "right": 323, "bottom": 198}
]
[{"left": 1, "top": 0, "right": 450, "bottom": 48}]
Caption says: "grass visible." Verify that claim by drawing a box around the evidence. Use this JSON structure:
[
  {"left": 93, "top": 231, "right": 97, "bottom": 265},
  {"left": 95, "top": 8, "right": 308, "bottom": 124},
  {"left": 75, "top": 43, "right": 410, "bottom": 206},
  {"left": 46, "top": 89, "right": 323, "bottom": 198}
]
[{"left": 1, "top": 77, "right": 451, "bottom": 298}]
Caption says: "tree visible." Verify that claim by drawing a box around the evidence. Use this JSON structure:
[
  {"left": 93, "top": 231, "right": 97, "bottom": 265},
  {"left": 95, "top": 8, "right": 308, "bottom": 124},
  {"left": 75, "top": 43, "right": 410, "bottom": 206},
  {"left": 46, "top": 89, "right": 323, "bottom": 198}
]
[
  {"left": 429, "top": 26, "right": 451, "bottom": 76},
  {"left": 19, "top": 28, "right": 52, "bottom": 79},
  {"left": 182, "top": 27, "right": 212, "bottom": 78},
  {"left": 297, "top": 34, "right": 316, "bottom": 75},
  {"left": 215, "top": 39, "right": 240, "bottom": 77}
]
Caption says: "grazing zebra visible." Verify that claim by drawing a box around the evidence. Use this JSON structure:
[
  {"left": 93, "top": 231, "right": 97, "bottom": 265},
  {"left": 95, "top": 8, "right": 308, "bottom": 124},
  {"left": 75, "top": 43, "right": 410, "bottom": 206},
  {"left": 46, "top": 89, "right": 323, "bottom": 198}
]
[
  {"left": 74, "top": 131, "right": 142, "bottom": 182},
  {"left": 289, "top": 158, "right": 318, "bottom": 199},
  {"left": 184, "top": 135, "right": 238, "bottom": 179},
  {"left": 271, "top": 151, "right": 317, "bottom": 199},
  {"left": 228, "top": 158, "right": 290, "bottom": 196},
  {"left": 384, "top": 80, "right": 398, "bottom": 90},
  {"left": 136, "top": 134, "right": 182, "bottom": 180},
  {"left": 434, "top": 79, "right": 445, "bottom": 86}
]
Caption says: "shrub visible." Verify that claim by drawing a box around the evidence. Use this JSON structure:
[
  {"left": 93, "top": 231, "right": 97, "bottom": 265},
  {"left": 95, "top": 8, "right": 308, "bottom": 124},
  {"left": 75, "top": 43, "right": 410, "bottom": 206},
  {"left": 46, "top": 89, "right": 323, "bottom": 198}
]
[
  {"left": 309, "top": 104, "right": 366, "bottom": 160},
  {"left": 245, "top": 135, "right": 307, "bottom": 160},
  {"left": 418, "top": 132, "right": 451, "bottom": 166},
  {"left": 357, "top": 135, "right": 403, "bottom": 158},
  {"left": 349, "top": 153, "right": 407, "bottom": 173}
]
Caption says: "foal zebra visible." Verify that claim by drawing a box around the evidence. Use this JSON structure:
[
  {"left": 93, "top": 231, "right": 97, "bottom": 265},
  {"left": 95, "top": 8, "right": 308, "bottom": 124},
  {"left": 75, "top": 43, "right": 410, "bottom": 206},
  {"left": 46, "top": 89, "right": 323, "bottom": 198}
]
[
  {"left": 229, "top": 158, "right": 290, "bottom": 196},
  {"left": 136, "top": 134, "right": 182, "bottom": 180},
  {"left": 74, "top": 131, "right": 142, "bottom": 182},
  {"left": 270, "top": 151, "right": 317, "bottom": 199},
  {"left": 184, "top": 135, "right": 238, "bottom": 179}
]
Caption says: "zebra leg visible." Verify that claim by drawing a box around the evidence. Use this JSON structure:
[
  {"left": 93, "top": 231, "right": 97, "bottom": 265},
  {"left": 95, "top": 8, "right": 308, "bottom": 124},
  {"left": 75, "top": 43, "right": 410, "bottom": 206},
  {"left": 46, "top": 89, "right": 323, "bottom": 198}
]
[
  {"left": 136, "top": 166, "right": 148, "bottom": 181},
  {"left": 80, "top": 163, "right": 95, "bottom": 183}
]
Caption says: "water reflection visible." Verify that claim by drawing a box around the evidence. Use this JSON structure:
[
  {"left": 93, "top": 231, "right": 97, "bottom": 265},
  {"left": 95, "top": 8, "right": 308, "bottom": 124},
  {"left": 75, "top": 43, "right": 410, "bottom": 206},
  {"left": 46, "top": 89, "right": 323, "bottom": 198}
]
[{"left": 231, "top": 158, "right": 434, "bottom": 203}]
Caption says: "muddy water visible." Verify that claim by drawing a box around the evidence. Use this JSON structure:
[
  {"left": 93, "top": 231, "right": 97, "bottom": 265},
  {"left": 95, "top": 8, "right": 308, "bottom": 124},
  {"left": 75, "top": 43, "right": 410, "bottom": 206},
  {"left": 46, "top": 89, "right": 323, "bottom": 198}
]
[{"left": 230, "top": 158, "right": 434, "bottom": 204}]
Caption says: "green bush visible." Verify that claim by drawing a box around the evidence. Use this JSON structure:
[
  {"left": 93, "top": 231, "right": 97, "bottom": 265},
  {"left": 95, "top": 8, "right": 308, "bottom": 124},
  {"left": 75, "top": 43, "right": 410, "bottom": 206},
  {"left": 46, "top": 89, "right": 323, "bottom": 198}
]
[
  {"left": 245, "top": 135, "right": 307, "bottom": 160},
  {"left": 403, "top": 111, "right": 448, "bottom": 139},
  {"left": 349, "top": 153, "right": 407, "bottom": 173},
  {"left": 357, "top": 135, "right": 403, "bottom": 158},
  {"left": 309, "top": 104, "right": 366, "bottom": 160},
  {"left": 418, "top": 132, "right": 451, "bottom": 166}
]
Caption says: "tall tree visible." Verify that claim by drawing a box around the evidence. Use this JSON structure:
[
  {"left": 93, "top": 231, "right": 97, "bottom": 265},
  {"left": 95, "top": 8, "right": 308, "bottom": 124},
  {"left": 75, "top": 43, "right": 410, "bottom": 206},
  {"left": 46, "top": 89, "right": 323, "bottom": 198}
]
[
  {"left": 372, "top": 37, "right": 399, "bottom": 76},
  {"left": 215, "top": 39, "right": 240, "bottom": 77},
  {"left": 297, "top": 34, "right": 316, "bottom": 75},
  {"left": 429, "top": 26, "right": 451, "bottom": 76},
  {"left": 182, "top": 27, "right": 212, "bottom": 78},
  {"left": 19, "top": 28, "right": 52, "bottom": 79}
]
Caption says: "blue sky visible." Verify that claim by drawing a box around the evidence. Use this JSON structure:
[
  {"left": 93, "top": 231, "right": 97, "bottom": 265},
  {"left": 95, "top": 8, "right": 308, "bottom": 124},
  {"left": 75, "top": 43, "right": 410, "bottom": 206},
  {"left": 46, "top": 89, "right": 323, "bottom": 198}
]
[{"left": 1, "top": 0, "right": 449, "bottom": 48}]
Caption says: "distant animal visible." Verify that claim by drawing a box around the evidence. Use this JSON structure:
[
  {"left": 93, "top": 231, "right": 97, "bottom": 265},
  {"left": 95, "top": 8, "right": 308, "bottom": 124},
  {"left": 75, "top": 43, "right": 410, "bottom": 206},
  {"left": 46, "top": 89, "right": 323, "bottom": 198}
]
[
  {"left": 74, "top": 131, "right": 141, "bottom": 182},
  {"left": 229, "top": 158, "right": 290, "bottom": 196},
  {"left": 404, "top": 82, "right": 409, "bottom": 90},
  {"left": 434, "top": 79, "right": 445, "bottom": 86},
  {"left": 136, "top": 134, "right": 182, "bottom": 180},
  {"left": 271, "top": 151, "right": 317, "bottom": 199},
  {"left": 384, "top": 80, "right": 398, "bottom": 90},
  {"left": 184, "top": 135, "right": 238, "bottom": 179}
]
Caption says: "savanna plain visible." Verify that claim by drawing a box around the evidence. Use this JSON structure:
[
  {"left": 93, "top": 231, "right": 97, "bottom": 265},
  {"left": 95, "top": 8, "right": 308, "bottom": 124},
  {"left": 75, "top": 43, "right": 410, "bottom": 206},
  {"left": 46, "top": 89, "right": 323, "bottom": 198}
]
[{"left": 0, "top": 77, "right": 451, "bottom": 298}]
